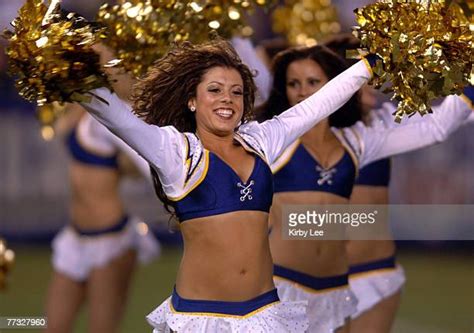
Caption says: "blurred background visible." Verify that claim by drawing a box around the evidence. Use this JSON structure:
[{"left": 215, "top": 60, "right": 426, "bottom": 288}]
[{"left": 0, "top": 1, "right": 472, "bottom": 332}]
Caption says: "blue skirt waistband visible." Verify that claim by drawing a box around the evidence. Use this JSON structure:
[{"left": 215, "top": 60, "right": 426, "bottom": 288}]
[
  {"left": 348, "top": 255, "right": 396, "bottom": 275},
  {"left": 273, "top": 265, "right": 348, "bottom": 291},
  {"left": 72, "top": 215, "right": 129, "bottom": 236},
  {"left": 171, "top": 288, "right": 279, "bottom": 316}
]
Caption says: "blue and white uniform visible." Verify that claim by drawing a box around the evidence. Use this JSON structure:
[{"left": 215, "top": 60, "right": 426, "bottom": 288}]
[
  {"left": 52, "top": 113, "right": 160, "bottom": 282},
  {"left": 81, "top": 60, "right": 373, "bottom": 332},
  {"left": 348, "top": 255, "right": 405, "bottom": 319},
  {"left": 172, "top": 139, "right": 273, "bottom": 222},
  {"left": 272, "top": 140, "right": 358, "bottom": 198},
  {"left": 270, "top": 95, "right": 471, "bottom": 332},
  {"left": 349, "top": 94, "right": 474, "bottom": 318},
  {"left": 272, "top": 264, "right": 357, "bottom": 333},
  {"left": 271, "top": 139, "right": 359, "bottom": 333},
  {"left": 354, "top": 158, "right": 391, "bottom": 187}
]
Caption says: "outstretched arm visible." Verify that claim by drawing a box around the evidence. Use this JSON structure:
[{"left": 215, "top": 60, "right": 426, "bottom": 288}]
[
  {"left": 85, "top": 113, "right": 153, "bottom": 180},
  {"left": 112, "top": 136, "right": 153, "bottom": 181},
  {"left": 240, "top": 59, "right": 373, "bottom": 164},
  {"left": 80, "top": 88, "right": 185, "bottom": 185},
  {"left": 341, "top": 91, "right": 472, "bottom": 168},
  {"left": 368, "top": 90, "right": 473, "bottom": 129}
]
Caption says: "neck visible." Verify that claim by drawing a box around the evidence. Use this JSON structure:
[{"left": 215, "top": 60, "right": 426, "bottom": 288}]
[
  {"left": 300, "top": 118, "right": 335, "bottom": 146},
  {"left": 196, "top": 127, "right": 235, "bottom": 153}
]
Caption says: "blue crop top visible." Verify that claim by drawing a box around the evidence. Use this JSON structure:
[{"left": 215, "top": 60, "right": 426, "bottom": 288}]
[
  {"left": 273, "top": 142, "right": 357, "bottom": 199},
  {"left": 67, "top": 129, "right": 118, "bottom": 168},
  {"left": 355, "top": 158, "right": 391, "bottom": 187},
  {"left": 172, "top": 148, "right": 274, "bottom": 222}
]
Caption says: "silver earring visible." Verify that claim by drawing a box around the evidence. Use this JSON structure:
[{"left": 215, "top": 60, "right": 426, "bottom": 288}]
[{"left": 190, "top": 106, "right": 196, "bottom": 112}]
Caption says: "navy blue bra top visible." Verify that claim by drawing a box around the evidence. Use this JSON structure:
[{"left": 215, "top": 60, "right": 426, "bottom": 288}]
[
  {"left": 172, "top": 152, "right": 274, "bottom": 222},
  {"left": 355, "top": 158, "right": 391, "bottom": 187},
  {"left": 274, "top": 144, "right": 356, "bottom": 199},
  {"left": 67, "top": 129, "right": 118, "bottom": 168}
]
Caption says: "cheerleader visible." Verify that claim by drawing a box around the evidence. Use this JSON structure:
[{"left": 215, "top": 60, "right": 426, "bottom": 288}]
[
  {"left": 324, "top": 34, "right": 404, "bottom": 333},
  {"left": 257, "top": 45, "right": 472, "bottom": 333},
  {"left": 325, "top": 33, "right": 474, "bottom": 333},
  {"left": 346, "top": 104, "right": 474, "bottom": 333},
  {"left": 78, "top": 38, "right": 375, "bottom": 332},
  {"left": 45, "top": 46, "right": 160, "bottom": 333}
]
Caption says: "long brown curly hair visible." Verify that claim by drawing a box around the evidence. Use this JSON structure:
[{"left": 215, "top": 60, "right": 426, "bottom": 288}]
[
  {"left": 131, "top": 38, "right": 257, "bottom": 216},
  {"left": 132, "top": 38, "right": 256, "bottom": 131}
]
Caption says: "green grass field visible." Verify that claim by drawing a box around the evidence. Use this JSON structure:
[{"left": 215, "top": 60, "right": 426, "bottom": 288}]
[{"left": 0, "top": 246, "right": 472, "bottom": 333}]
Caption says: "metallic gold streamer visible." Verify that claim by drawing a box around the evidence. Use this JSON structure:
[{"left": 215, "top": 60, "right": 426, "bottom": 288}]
[
  {"left": 0, "top": 238, "right": 15, "bottom": 291},
  {"left": 97, "top": 1, "right": 277, "bottom": 77},
  {"left": 353, "top": 0, "right": 473, "bottom": 121},
  {"left": 272, "top": 0, "right": 340, "bottom": 46},
  {"left": 2, "top": 0, "right": 112, "bottom": 107}
]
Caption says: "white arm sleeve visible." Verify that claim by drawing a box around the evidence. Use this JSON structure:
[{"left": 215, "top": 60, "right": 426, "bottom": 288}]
[
  {"left": 78, "top": 113, "right": 152, "bottom": 180},
  {"left": 370, "top": 99, "right": 474, "bottom": 129},
  {"left": 108, "top": 133, "right": 153, "bottom": 180},
  {"left": 239, "top": 60, "right": 372, "bottom": 164},
  {"left": 80, "top": 87, "right": 185, "bottom": 185},
  {"left": 231, "top": 37, "right": 272, "bottom": 106},
  {"left": 342, "top": 95, "right": 472, "bottom": 168}
]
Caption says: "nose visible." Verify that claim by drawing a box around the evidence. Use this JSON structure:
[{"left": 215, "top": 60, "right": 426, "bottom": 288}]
[
  {"left": 298, "top": 83, "right": 311, "bottom": 98},
  {"left": 221, "top": 91, "right": 233, "bottom": 104}
]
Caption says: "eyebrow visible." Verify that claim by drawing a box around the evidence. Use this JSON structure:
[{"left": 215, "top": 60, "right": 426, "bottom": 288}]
[
  {"left": 208, "top": 81, "right": 243, "bottom": 88},
  {"left": 287, "top": 76, "right": 321, "bottom": 81}
]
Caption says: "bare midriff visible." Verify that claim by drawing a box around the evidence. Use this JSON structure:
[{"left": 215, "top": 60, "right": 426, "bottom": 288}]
[
  {"left": 69, "top": 162, "right": 125, "bottom": 230},
  {"left": 176, "top": 210, "right": 275, "bottom": 301},
  {"left": 269, "top": 191, "right": 349, "bottom": 277},
  {"left": 347, "top": 185, "right": 395, "bottom": 266}
]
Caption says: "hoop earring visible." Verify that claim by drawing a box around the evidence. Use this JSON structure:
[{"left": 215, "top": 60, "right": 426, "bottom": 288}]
[{"left": 190, "top": 106, "right": 196, "bottom": 112}]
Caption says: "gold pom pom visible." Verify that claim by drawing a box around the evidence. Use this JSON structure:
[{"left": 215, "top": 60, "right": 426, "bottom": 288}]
[
  {"left": 353, "top": 0, "right": 473, "bottom": 121},
  {"left": 0, "top": 238, "right": 15, "bottom": 291},
  {"left": 97, "top": 1, "right": 277, "bottom": 77},
  {"left": 3, "top": 0, "right": 113, "bottom": 106},
  {"left": 272, "top": 0, "right": 340, "bottom": 46}
]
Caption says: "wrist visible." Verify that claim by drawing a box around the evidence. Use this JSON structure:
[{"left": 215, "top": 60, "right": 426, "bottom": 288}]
[{"left": 365, "top": 54, "right": 381, "bottom": 67}]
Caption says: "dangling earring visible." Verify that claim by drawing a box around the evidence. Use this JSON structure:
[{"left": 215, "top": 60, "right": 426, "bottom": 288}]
[{"left": 190, "top": 106, "right": 196, "bottom": 112}]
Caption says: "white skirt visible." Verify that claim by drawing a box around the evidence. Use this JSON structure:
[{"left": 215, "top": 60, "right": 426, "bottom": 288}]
[
  {"left": 146, "top": 288, "right": 309, "bottom": 333},
  {"left": 349, "top": 264, "right": 405, "bottom": 318},
  {"left": 274, "top": 275, "right": 356, "bottom": 333},
  {"left": 52, "top": 216, "right": 160, "bottom": 281}
]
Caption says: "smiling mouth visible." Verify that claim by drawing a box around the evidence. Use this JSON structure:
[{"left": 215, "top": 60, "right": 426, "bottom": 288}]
[{"left": 214, "top": 108, "right": 234, "bottom": 119}]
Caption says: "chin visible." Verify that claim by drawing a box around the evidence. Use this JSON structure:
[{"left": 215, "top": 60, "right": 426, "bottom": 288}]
[
  {"left": 211, "top": 126, "right": 235, "bottom": 137},
  {"left": 214, "top": 121, "right": 238, "bottom": 134}
]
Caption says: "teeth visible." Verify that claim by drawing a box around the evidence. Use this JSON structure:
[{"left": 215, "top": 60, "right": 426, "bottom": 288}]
[{"left": 216, "top": 109, "right": 233, "bottom": 117}]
